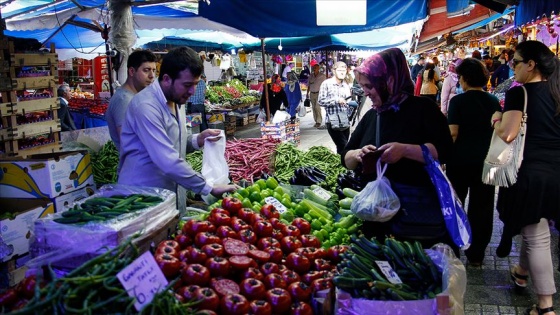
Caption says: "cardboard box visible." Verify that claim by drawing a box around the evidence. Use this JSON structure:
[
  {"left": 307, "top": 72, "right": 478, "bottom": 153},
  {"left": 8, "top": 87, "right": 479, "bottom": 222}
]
[
  {"left": 0, "top": 198, "right": 54, "bottom": 262},
  {"left": 207, "top": 113, "right": 225, "bottom": 123},
  {"left": 0, "top": 150, "right": 95, "bottom": 199},
  {"left": 186, "top": 113, "right": 202, "bottom": 127},
  {"left": 52, "top": 186, "right": 97, "bottom": 213}
]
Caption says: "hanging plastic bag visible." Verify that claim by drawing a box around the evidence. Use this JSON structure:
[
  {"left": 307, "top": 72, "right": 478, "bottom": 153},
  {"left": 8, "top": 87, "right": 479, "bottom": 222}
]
[
  {"left": 272, "top": 110, "right": 291, "bottom": 123},
  {"left": 201, "top": 130, "right": 229, "bottom": 203},
  {"left": 351, "top": 159, "right": 400, "bottom": 222},
  {"left": 256, "top": 110, "right": 266, "bottom": 123},
  {"left": 297, "top": 105, "right": 306, "bottom": 117},
  {"left": 420, "top": 144, "right": 472, "bottom": 250}
]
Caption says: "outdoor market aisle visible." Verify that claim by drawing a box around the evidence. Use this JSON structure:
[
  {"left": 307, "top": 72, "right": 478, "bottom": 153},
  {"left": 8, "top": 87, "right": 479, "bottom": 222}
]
[{"left": 234, "top": 102, "right": 560, "bottom": 315}]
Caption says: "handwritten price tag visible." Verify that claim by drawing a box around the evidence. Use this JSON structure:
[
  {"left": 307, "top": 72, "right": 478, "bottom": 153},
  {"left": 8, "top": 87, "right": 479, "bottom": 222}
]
[
  {"left": 312, "top": 187, "right": 331, "bottom": 201},
  {"left": 117, "top": 251, "right": 169, "bottom": 311},
  {"left": 375, "top": 261, "right": 402, "bottom": 284},
  {"left": 264, "top": 196, "right": 288, "bottom": 214}
]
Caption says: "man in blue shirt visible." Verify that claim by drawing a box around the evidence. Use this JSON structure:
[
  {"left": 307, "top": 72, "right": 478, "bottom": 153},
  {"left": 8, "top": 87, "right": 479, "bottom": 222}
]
[
  {"left": 106, "top": 50, "right": 157, "bottom": 151},
  {"left": 118, "top": 47, "right": 237, "bottom": 213}
]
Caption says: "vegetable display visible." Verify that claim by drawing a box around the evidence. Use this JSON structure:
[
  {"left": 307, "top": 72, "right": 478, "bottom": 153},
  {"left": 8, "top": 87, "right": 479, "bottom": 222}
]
[
  {"left": 91, "top": 141, "right": 119, "bottom": 186},
  {"left": 53, "top": 194, "right": 164, "bottom": 225},
  {"left": 333, "top": 235, "right": 443, "bottom": 301},
  {"left": 159, "top": 201, "right": 341, "bottom": 314},
  {"left": 4, "top": 235, "right": 199, "bottom": 314},
  {"left": 225, "top": 138, "right": 278, "bottom": 182}
]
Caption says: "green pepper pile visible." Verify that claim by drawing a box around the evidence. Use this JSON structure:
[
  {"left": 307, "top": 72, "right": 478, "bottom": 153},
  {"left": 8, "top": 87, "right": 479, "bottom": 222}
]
[{"left": 91, "top": 141, "right": 119, "bottom": 185}]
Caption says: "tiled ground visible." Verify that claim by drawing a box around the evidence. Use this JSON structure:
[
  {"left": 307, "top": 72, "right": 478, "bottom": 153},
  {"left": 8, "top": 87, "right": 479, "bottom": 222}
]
[{"left": 235, "top": 103, "right": 560, "bottom": 314}]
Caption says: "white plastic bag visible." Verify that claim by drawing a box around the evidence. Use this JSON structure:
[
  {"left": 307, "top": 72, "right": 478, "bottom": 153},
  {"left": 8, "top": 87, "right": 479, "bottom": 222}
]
[
  {"left": 256, "top": 110, "right": 266, "bottom": 123},
  {"left": 201, "top": 130, "right": 229, "bottom": 203},
  {"left": 272, "top": 110, "right": 291, "bottom": 123},
  {"left": 298, "top": 104, "right": 306, "bottom": 117},
  {"left": 351, "top": 159, "right": 400, "bottom": 222}
]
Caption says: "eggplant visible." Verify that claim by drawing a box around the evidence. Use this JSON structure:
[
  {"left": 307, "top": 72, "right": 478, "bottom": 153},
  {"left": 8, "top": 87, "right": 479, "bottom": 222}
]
[{"left": 309, "top": 167, "right": 327, "bottom": 181}]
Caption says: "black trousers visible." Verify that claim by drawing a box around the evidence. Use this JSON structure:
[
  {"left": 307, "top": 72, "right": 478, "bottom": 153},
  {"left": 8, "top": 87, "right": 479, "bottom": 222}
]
[
  {"left": 446, "top": 163, "right": 496, "bottom": 262},
  {"left": 326, "top": 123, "right": 350, "bottom": 155}
]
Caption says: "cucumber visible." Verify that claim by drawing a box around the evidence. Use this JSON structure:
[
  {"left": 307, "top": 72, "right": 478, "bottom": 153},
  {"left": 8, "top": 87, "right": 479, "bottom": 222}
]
[
  {"left": 61, "top": 210, "right": 84, "bottom": 218},
  {"left": 54, "top": 216, "right": 83, "bottom": 224},
  {"left": 339, "top": 198, "right": 353, "bottom": 209},
  {"left": 333, "top": 276, "right": 371, "bottom": 290},
  {"left": 342, "top": 188, "right": 359, "bottom": 198}
]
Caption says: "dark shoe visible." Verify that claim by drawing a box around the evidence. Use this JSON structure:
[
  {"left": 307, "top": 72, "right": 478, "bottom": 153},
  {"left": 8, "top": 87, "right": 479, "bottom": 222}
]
[
  {"left": 510, "top": 265, "right": 529, "bottom": 291},
  {"left": 468, "top": 261, "right": 483, "bottom": 268},
  {"left": 525, "top": 305, "right": 555, "bottom": 315},
  {"left": 496, "top": 233, "right": 513, "bottom": 258},
  {"left": 314, "top": 123, "right": 320, "bottom": 128},
  {"left": 317, "top": 125, "right": 327, "bottom": 130}
]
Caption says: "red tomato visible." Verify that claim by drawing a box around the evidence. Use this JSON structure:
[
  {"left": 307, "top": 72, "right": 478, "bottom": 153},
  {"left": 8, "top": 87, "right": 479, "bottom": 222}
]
[
  {"left": 257, "top": 237, "right": 280, "bottom": 250},
  {"left": 222, "top": 237, "right": 250, "bottom": 256},
  {"left": 174, "top": 233, "right": 193, "bottom": 249},
  {"left": 210, "top": 278, "right": 240, "bottom": 297},
  {"left": 184, "top": 246, "right": 208, "bottom": 264},
  {"left": 181, "top": 264, "right": 210, "bottom": 286},
  {"left": 250, "top": 300, "right": 272, "bottom": 315},
  {"left": 220, "top": 293, "right": 250, "bottom": 315},
  {"left": 216, "top": 225, "right": 238, "bottom": 239},
  {"left": 176, "top": 284, "right": 200, "bottom": 301},
  {"left": 16, "top": 275, "right": 37, "bottom": 300},
  {"left": 253, "top": 220, "right": 273, "bottom": 237},
  {"left": 266, "top": 288, "right": 292, "bottom": 314},
  {"left": 202, "top": 243, "right": 224, "bottom": 258},
  {"left": 239, "top": 278, "right": 267, "bottom": 300},
  {"left": 260, "top": 204, "right": 280, "bottom": 220},
  {"left": 282, "top": 225, "right": 301, "bottom": 237},
  {"left": 290, "top": 301, "right": 314, "bottom": 315},
  {"left": 242, "top": 267, "right": 265, "bottom": 281},
  {"left": 222, "top": 197, "right": 243, "bottom": 215},
  {"left": 281, "top": 236, "right": 303, "bottom": 254},
  {"left": 248, "top": 249, "right": 271, "bottom": 264},
  {"left": 271, "top": 229, "right": 284, "bottom": 241},
  {"left": 285, "top": 252, "right": 311, "bottom": 274},
  {"left": 194, "top": 232, "right": 221, "bottom": 247},
  {"left": 194, "top": 287, "right": 220, "bottom": 311},
  {"left": 208, "top": 212, "right": 232, "bottom": 227},
  {"left": 260, "top": 262, "right": 280, "bottom": 276},
  {"left": 182, "top": 220, "right": 215, "bottom": 236},
  {"left": 311, "top": 278, "right": 333, "bottom": 293},
  {"left": 209, "top": 207, "right": 230, "bottom": 217},
  {"left": 299, "top": 235, "right": 321, "bottom": 248},
  {"left": 314, "top": 247, "right": 328, "bottom": 260},
  {"left": 302, "top": 270, "right": 323, "bottom": 285},
  {"left": 205, "top": 256, "right": 231, "bottom": 277},
  {"left": 264, "top": 273, "right": 287, "bottom": 290},
  {"left": 155, "top": 245, "right": 179, "bottom": 259},
  {"left": 291, "top": 218, "right": 312, "bottom": 235},
  {"left": 312, "top": 258, "right": 332, "bottom": 271},
  {"left": 280, "top": 269, "right": 301, "bottom": 285},
  {"left": 155, "top": 253, "right": 182, "bottom": 278},
  {"left": 157, "top": 240, "right": 181, "bottom": 252},
  {"left": 327, "top": 245, "right": 349, "bottom": 263},
  {"left": 287, "top": 281, "right": 312, "bottom": 302},
  {"left": 228, "top": 255, "right": 256, "bottom": 270},
  {"left": 238, "top": 229, "right": 258, "bottom": 244},
  {"left": 269, "top": 217, "right": 284, "bottom": 229},
  {"left": 231, "top": 217, "right": 251, "bottom": 232},
  {"left": 264, "top": 246, "right": 284, "bottom": 263},
  {"left": 251, "top": 213, "right": 266, "bottom": 224},
  {"left": 237, "top": 208, "right": 257, "bottom": 224}
]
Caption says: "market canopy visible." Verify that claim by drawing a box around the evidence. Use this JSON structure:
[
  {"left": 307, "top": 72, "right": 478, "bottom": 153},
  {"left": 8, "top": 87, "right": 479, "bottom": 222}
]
[
  {"left": 2, "top": 0, "right": 256, "bottom": 59},
  {"left": 198, "top": 0, "right": 428, "bottom": 38}
]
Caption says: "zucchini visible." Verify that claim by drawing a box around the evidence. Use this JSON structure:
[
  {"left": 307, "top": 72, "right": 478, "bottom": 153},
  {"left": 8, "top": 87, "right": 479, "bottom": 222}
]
[
  {"left": 339, "top": 198, "right": 353, "bottom": 209},
  {"left": 342, "top": 188, "right": 359, "bottom": 198}
]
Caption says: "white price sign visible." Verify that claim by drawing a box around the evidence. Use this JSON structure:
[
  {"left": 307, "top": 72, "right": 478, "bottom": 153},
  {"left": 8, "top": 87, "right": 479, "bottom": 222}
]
[
  {"left": 264, "top": 196, "right": 288, "bottom": 214},
  {"left": 117, "top": 251, "right": 169, "bottom": 311},
  {"left": 375, "top": 261, "right": 402, "bottom": 284},
  {"left": 312, "top": 187, "right": 331, "bottom": 201}
]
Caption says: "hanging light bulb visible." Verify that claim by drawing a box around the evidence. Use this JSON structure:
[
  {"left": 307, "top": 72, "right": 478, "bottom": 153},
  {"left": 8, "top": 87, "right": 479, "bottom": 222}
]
[{"left": 278, "top": 38, "right": 283, "bottom": 51}]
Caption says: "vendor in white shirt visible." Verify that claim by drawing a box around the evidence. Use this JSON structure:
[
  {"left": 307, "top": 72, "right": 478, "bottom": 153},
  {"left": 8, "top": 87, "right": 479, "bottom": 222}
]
[
  {"left": 282, "top": 62, "right": 294, "bottom": 82},
  {"left": 118, "top": 47, "right": 237, "bottom": 213}
]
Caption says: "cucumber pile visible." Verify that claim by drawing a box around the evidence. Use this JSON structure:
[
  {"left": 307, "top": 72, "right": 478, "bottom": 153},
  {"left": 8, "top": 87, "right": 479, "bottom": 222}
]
[
  {"left": 333, "top": 235, "right": 442, "bottom": 301},
  {"left": 53, "top": 194, "right": 164, "bottom": 225}
]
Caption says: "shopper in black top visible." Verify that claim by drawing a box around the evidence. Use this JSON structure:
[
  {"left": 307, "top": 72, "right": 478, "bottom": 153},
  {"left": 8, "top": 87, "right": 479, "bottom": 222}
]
[{"left": 446, "top": 58, "right": 500, "bottom": 267}]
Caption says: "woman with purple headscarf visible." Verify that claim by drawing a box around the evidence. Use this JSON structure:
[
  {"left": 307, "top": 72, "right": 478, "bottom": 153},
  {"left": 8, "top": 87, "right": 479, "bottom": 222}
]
[{"left": 342, "top": 48, "right": 456, "bottom": 254}]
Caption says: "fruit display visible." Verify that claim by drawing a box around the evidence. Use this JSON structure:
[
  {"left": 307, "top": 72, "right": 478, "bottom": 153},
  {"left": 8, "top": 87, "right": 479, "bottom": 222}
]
[
  {"left": 206, "top": 79, "right": 259, "bottom": 107},
  {"left": 68, "top": 98, "right": 108, "bottom": 116}
]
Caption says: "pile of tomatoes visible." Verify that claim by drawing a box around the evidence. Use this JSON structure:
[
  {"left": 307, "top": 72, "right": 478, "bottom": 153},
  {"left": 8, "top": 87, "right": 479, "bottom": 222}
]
[{"left": 154, "top": 198, "right": 349, "bottom": 315}]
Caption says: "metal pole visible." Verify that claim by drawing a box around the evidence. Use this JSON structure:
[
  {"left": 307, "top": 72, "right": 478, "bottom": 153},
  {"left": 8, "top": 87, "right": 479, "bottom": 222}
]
[
  {"left": 260, "top": 38, "right": 271, "bottom": 121},
  {"left": 103, "top": 25, "right": 114, "bottom": 96}
]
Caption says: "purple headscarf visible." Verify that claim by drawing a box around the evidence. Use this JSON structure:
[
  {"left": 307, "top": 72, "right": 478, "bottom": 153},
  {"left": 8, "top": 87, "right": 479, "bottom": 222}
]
[{"left": 355, "top": 48, "right": 414, "bottom": 112}]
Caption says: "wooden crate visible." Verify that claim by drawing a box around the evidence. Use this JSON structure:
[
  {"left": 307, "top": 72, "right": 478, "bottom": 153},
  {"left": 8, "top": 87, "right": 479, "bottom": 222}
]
[
  {"left": 0, "top": 98, "right": 58, "bottom": 116},
  {"left": 1, "top": 139, "right": 62, "bottom": 158},
  {"left": 248, "top": 114, "right": 257, "bottom": 124},
  {"left": 236, "top": 116, "right": 249, "bottom": 127},
  {"left": 10, "top": 53, "right": 57, "bottom": 67},
  {"left": 10, "top": 75, "right": 58, "bottom": 91},
  {"left": 225, "top": 121, "right": 236, "bottom": 136},
  {"left": 0, "top": 119, "right": 60, "bottom": 140}
]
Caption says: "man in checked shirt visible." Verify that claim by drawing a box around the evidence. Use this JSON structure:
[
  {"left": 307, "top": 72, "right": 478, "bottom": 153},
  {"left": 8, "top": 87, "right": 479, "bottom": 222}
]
[{"left": 318, "top": 61, "right": 352, "bottom": 155}]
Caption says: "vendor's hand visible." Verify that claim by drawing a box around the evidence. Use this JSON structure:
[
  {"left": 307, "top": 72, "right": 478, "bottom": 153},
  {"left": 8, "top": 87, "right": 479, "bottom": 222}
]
[
  {"left": 211, "top": 184, "right": 238, "bottom": 197},
  {"left": 198, "top": 129, "right": 222, "bottom": 147},
  {"left": 377, "top": 142, "right": 407, "bottom": 164}
]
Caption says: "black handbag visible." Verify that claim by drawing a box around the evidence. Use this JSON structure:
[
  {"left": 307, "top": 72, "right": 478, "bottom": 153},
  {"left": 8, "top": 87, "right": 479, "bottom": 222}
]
[
  {"left": 304, "top": 98, "right": 311, "bottom": 107},
  {"left": 327, "top": 112, "right": 350, "bottom": 130}
]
